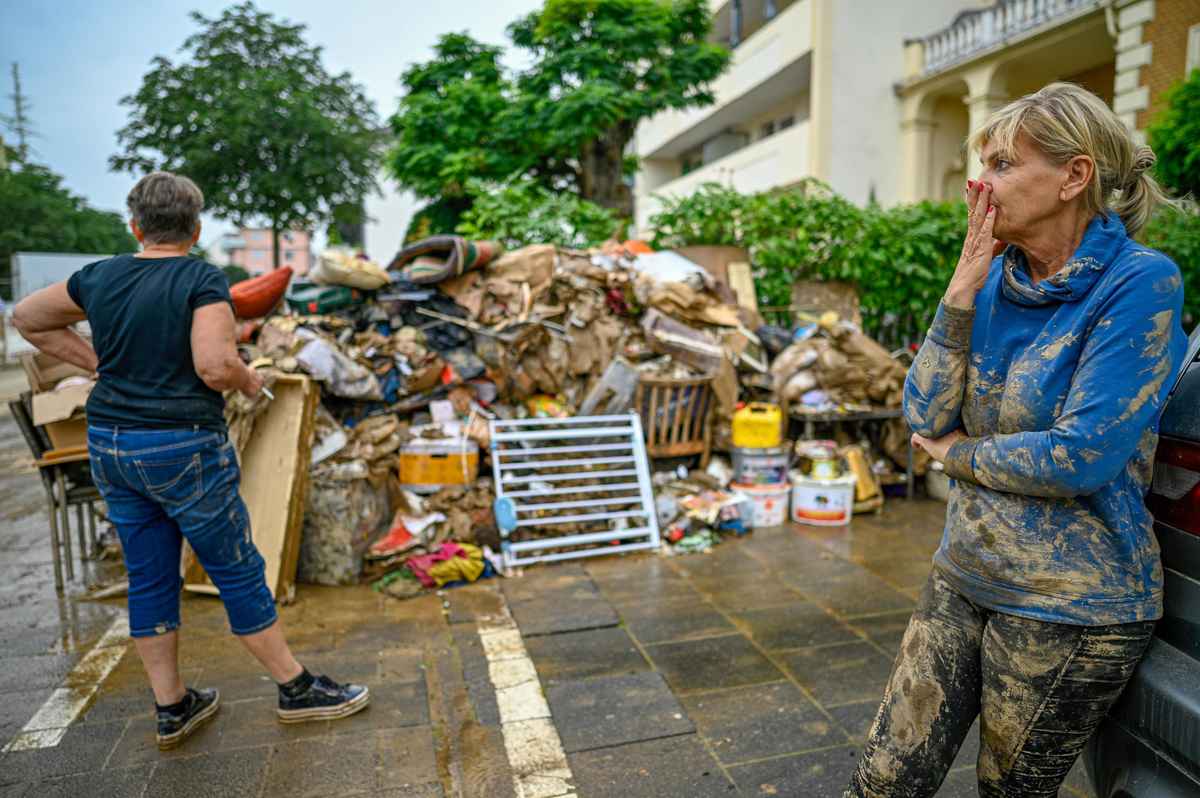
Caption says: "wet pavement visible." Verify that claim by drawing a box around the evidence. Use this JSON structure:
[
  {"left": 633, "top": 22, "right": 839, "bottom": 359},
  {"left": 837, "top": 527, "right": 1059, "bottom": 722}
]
[{"left": 0, "top": 404, "right": 1097, "bottom": 797}]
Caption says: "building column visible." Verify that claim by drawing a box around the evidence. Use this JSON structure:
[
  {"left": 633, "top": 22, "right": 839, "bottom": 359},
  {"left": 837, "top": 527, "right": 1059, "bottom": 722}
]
[
  {"left": 899, "top": 114, "right": 936, "bottom": 203},
  {"left": 963, "top": 92, "right": 1008, "bottom": 179},
  {"left": 1113, "top": 0, "right": 1155, "bottom": 142},
  {"left": 807, "top": 0, "right": 835, "bottom": 183}
]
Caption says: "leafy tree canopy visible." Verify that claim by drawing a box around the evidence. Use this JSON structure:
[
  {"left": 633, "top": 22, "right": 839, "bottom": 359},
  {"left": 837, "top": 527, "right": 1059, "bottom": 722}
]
[
  {"left": 388, "top": 0, "right": 729, "bottom": 219},
  {"left": 110, "top": 1, "right": 380, "bottom": 267},
  {"left": 0, "top": 159, "right": 137, "bottom": 298}
]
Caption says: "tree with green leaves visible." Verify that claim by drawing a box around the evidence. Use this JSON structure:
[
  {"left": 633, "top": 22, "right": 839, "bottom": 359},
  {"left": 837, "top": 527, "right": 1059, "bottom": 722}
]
[
  {"left": 388, "top": 33, "right": 527, "bottom": 222},
  {"left": 0, "top": 155, "right": 137, "bottom": 298},
  {"left": 388, "top": 0, "right": 729, "bottom": 224},
  {"left": 111, "top": 2, "right": 380, "bottom": 268},
  {"left": 1148, "top": 68, "right": 1200, "bottom": 201},
  {"left": 457, "top": 178, "right": 620, "bottom": 249}
]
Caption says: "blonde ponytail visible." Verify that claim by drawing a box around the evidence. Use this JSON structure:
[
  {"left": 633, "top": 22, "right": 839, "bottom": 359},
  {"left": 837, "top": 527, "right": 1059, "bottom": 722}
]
[{"left": 1110, "top": 145, "right": 1173, "bottom": 237}]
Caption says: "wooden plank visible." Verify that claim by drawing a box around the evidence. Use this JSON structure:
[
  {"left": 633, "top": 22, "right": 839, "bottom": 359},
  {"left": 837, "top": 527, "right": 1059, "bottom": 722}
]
[
  {"left": 36, "top": 446, "right": 90, "bottom": 465},
  {"left": 727, "top": 261, "right": 758, "bottom": 313},
  {"left": 185, "top": 374, "right": 317, "bottom": 602}
]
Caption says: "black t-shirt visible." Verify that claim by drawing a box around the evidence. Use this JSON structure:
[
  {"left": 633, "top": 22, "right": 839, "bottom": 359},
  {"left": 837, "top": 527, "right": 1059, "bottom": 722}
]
[{"left": 66, "top": 254, "right": 232, "bottom": 431}]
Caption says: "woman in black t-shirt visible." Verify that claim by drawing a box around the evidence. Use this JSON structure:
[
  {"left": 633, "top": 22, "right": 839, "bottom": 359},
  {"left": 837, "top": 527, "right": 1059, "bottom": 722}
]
[{"left": 14, "top": 171, "right": 368, "bottom": 751}]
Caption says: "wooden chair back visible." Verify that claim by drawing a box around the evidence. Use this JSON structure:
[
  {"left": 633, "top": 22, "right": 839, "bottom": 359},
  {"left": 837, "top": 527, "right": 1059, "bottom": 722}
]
[{"left": 633, "top": 374, "right": 715, "bottom": 466}]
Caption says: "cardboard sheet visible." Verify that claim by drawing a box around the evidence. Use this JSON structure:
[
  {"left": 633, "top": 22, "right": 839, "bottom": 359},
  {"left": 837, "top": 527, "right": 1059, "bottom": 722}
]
[
  {"left": 31, "top": 382, "right": 93, "bottom": 425},
  {"left": 185, "top": 374, "right": 318, "bottom": 602}
]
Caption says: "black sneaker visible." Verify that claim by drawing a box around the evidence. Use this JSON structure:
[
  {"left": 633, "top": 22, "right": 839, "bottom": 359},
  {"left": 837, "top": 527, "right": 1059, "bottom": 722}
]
[
  {"left": 277, "top": 674, "right": 369, "bottom": 723},
  {"left": 156, "top": 687, "right": 220, "bottom": 751}
]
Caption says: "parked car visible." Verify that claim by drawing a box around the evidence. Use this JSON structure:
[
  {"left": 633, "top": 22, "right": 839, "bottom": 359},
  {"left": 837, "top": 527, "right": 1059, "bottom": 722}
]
[{"left": 1086, "top": 324, "right": 1200, "bottom": 796}]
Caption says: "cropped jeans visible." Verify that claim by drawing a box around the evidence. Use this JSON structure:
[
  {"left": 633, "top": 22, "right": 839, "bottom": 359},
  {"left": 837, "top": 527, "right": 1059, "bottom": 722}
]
[{"left": 87, "top": 425, "right": 277, "bottom": 638}]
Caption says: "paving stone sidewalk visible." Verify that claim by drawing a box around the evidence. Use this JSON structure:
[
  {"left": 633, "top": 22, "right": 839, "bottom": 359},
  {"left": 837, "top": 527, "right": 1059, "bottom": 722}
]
[
  {"left": 0, "top": 401, "right": 1097, "bottom": 795},
  {"left": 443, "top": 500, "right": 1096, "bottom": 797}
]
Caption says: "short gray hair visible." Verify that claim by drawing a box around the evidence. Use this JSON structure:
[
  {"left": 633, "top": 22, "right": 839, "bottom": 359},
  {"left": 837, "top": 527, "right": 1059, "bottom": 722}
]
[{"left": 126, "top": 172, "right": 204, "bottom": 245}]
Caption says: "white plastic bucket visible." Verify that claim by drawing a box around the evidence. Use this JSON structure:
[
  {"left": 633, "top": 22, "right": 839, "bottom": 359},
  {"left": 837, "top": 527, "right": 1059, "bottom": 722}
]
[
  {"left": 732, "top": 446, "right": 790, "bottom": 485},
  {"left": 731, "top": 482, "right": 790, "bottom": 528},
  {"left": 790, "top": 473, "right": 857, "bottom": 526}
]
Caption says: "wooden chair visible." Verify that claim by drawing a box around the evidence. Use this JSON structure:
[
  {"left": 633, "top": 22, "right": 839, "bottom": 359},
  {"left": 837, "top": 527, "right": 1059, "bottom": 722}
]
[
  {"left": 633, "top": 374, "right": 715, "bottom": 468},
  {"left": 9, "top": 394, "right": 101, "bottom": 592}
]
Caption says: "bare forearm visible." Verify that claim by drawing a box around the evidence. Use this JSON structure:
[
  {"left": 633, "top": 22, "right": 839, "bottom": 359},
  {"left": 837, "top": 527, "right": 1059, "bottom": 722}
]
[
  {"left": 200, "top": 354, "right": 253, "bottom": 392},
  {"left": 21, "top": 328, "right": 98, "bottom": 373}
]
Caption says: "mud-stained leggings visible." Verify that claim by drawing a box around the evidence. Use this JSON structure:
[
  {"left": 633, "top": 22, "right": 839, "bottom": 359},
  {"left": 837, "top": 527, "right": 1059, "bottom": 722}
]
[{"left": 845, "top": 569, "right": 1154, "bottom": 798}]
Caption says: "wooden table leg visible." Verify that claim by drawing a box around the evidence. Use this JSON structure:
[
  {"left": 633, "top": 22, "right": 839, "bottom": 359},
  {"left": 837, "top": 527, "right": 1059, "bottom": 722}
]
[
  {"left": 76, "top": 503, "right": 88, "bottom": 561},
  {"left": 57, "top": 470, "right": 74, "bottom": 581},
  {"left": 46, "top": 488, "right": 64, "bottom": 593},
  {"left": 88, "top": 504, "right": 98, "bottom": 553}
]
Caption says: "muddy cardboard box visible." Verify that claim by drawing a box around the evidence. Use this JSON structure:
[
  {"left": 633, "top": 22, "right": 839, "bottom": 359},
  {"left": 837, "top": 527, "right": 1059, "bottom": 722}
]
[
  {"left": 31, "top": 381, "right": 94, "bottom": 450},
  {"left": 23, "top": 350, "right": 94, "bottom": 450}
]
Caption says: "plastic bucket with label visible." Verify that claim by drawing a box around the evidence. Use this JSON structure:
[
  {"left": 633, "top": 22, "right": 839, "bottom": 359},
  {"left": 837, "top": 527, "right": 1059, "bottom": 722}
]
[
  {"left": 790, "top": 473, "right": 857, "bottom": 527},
  {"left": 731, "top": 482, "right": 790, "bottom": 528}
]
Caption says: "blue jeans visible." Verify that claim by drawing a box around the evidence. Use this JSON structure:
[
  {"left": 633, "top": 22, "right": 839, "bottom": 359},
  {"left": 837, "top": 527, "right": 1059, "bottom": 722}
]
[{"left": 87, "top": 425, "right": 278, "bottom": 638}]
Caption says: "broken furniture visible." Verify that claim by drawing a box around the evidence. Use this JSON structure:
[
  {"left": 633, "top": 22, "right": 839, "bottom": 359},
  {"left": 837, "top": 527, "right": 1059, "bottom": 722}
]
[
  {"left": 490, "top": 414, "right": 661, "bottom": 568},
  {"left": 9, "top": 395, "right": 100, "bottom": 592},
  {"left": 185, "top": 374, "right": 318, "bottom": 603},
  {"left": 634, "top": 373, "right": 716, "bottom": 468}
]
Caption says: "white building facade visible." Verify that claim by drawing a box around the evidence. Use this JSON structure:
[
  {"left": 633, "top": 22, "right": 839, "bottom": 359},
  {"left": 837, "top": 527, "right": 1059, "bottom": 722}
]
[
  {"left": 634, "top": 0, "right": 1200, "bottom": 229},
  {"left": 633, "top": 0, "right": 972, "bottom": 233}
]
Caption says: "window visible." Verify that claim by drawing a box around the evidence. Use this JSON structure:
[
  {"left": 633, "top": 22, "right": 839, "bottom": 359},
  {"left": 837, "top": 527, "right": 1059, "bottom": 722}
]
[
  {"left": 1188, "top": 24, "right": 1200, "bottom": 74},
  {"left": 764, "top": 0, "right": 778, "bottom": 20},
  {"left": 730, "top": 0, "right": 743, "bottom": 47},
  {"left": 777, "top": 115, "right": 794, "bottom": 130},
  {"left": 284, "top": 250, "right": 294, "bottom": 263},
  {"left": 760, "top": 120, "right": 776, "bottom": 139}
]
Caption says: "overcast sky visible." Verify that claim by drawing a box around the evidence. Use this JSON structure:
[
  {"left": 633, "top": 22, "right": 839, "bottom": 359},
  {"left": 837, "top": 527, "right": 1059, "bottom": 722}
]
[{"left": 0, "top": 0, "right": 543, "bottom": 259}]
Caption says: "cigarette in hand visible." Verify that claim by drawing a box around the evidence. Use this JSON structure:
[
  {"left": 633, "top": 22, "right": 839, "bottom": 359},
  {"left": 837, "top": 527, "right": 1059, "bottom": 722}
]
[{"left": 262, "top": 386, "right": 275, "bottom": 401}]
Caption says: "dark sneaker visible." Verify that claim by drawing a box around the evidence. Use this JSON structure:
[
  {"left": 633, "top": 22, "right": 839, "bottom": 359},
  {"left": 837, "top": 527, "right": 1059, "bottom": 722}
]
[
  {"left": 156, "top": 687, "right": 220, "bottom": 751},
  {"left": 277, "top": 674, "right": 369, "bottom": 723}
]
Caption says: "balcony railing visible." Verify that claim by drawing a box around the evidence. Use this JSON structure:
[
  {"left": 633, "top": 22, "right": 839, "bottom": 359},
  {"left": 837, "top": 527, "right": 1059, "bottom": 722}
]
[
  {"left": 636, "top": 121, "right": 809, "bottom": 232},
  {"left": 913, "top": 0, "right": 1101, "bottom": 76}
]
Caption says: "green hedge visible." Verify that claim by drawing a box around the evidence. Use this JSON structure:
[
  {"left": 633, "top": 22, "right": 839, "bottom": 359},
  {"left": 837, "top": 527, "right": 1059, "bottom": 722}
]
[
  {"left": 456, "top": 179, "right": 620, "bottom": 249},
  {"left": 1143, "top": 204, "right": 1200, "bottom": 330},
  {"left": 650, "top": 182, "right": 1200, "bottom": 345},
  {"left": 650, "top": 182, "right": 964, "bottom": 347}
]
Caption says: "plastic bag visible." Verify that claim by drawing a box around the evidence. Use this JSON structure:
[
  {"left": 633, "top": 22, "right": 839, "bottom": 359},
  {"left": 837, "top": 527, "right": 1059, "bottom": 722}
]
[{"left": 310, "top": 247, "right": 390, "bottom": 290}]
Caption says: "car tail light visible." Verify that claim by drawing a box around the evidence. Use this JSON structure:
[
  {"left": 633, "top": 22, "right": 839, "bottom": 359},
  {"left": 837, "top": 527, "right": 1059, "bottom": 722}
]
[{"left": 1148, "top": 437, "right": 1200, "bottom": 536}]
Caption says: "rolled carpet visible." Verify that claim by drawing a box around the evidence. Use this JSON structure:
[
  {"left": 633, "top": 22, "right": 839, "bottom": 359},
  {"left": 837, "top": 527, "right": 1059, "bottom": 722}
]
[{"left": 388, "top": 236, "right": 502, "bottom": 285}]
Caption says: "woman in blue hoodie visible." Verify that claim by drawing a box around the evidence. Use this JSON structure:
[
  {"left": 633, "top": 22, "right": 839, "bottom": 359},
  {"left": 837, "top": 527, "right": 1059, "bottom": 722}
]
[{"left": 845, "top": 83, "right": 1188, "bottom": 797}]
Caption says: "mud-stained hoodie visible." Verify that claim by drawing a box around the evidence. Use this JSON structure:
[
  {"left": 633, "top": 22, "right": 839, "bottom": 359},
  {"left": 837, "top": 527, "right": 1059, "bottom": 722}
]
[{"left": 906, "top": 211, "right": 1188, "bottom": 625}]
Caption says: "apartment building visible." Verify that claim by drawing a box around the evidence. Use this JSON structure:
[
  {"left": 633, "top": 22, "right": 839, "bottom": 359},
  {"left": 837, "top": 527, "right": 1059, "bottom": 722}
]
[
  {"left": 222, "top": 227, "right": 313, "bottom": 276},
  {"left": 633, "top": 0, "right": 970, "bottom": 232},
  {"left": 634, "top": 0, "right": 1200, "bottom": 228}
]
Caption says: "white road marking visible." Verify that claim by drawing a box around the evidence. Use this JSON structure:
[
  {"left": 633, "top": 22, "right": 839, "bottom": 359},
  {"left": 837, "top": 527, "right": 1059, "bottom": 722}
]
[
  {"left": 3, "top": 614, "right": 129, "bottom": 752},
  {"left": 478, "top": 601, "right": 576, "bottom": 798}
]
